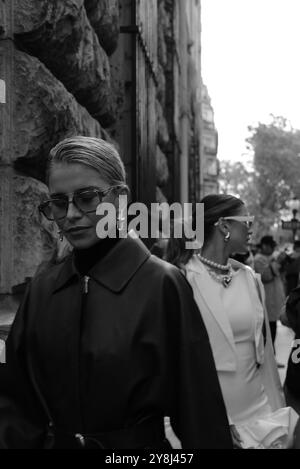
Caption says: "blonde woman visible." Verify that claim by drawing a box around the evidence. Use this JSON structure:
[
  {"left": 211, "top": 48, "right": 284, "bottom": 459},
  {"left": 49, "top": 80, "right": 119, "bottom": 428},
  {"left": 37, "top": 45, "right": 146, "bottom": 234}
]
[{"left": 0, "top": 138, "right": 231, "bottom": 449}]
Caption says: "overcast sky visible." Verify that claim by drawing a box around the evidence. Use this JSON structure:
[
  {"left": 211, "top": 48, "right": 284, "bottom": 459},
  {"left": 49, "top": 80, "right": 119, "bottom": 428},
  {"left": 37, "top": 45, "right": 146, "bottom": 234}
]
[{"left": 201, "top": 0, "right": 300, "bottom": 163}]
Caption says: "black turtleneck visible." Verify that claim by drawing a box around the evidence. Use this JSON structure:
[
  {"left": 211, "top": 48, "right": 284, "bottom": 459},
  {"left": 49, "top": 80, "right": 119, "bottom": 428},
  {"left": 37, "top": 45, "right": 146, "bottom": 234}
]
[{"left": 74, "top": 237, "right": 120, "bottom": 276}]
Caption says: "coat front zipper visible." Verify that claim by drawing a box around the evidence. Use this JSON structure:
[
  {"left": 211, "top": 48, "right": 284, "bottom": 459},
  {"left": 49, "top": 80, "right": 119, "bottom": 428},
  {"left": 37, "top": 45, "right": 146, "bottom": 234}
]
[
  {"left": 83, "top": 275, "right": 90, "bottom": 294},
  {"left": 79, "top": 274, "right": 90, "bottom": 432}
]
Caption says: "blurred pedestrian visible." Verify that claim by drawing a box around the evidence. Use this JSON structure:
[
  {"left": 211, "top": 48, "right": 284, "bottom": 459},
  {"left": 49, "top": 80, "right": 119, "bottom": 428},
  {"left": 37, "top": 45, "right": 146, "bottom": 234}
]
[
  {"left": 254, "top": 236, "right": 286, "bottom": 355},
  {"left": 284, "top": 241, "right": 300, "bottom": 295}
]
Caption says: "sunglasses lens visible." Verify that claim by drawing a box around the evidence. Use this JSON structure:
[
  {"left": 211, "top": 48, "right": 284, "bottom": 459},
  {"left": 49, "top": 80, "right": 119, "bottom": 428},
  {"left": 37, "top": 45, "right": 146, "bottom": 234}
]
[
  {"left": 39, "top": 202, "right": 54, "bottom": 221},
  {"left": 74, "top": 190, "right": 100, "bottom": 213},
  {"left": 48, "top": 198, "right": 68, "bottom": 220}
]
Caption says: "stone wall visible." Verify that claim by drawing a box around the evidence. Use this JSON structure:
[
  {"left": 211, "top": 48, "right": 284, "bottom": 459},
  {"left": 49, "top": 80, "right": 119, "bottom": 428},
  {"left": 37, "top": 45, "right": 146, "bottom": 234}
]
[
  {"left": 13, "top": 49, "right": 111, "bottom": 180},
  {"left": 0, "top": 0, "right": 120, "bottom": 302},
  {"left": 0, "top": 0, "right": 205, "bottom": 314},
  {"left": 13, "top": 0, "right": 117, "bottom": 126}
]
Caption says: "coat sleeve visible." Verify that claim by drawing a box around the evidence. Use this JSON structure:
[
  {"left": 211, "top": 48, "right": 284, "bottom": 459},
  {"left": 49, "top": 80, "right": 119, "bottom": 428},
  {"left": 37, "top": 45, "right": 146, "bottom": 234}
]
[
  {"left": 0, "top": 286, "right": 47, "bottom": 448},
  {"left": 163, "top": 268, "right": 233, "bottom": 449},
  {"left": 286, "top": 287, "right": 300, "bottom": 334}
]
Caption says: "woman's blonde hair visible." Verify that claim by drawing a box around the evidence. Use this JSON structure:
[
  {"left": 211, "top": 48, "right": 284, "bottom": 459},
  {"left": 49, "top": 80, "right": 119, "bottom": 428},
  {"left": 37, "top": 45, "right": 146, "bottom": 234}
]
[{"left": 47, "top": 136, "right": 127, "bottom": 189}]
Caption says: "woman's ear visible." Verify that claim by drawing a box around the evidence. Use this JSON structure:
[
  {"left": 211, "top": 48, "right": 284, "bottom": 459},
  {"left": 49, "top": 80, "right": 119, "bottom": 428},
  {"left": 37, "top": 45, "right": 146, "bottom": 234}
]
[
  {"left": 115, "top": 185, "right": 130, "bottom": 200},
  {"left": 216, "top": 219, "right": 231, "bottom": 237},
  {"left": 115, "top": 186, "right": 130, "bottom": 217}
]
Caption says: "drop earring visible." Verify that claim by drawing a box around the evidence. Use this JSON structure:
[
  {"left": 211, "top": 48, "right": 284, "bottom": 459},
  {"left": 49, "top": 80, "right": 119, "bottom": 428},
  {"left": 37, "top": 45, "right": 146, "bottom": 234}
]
[
  {"left": 224, "top": 232, "right": 230, "bottom": 242},
  {"left": 116, "top": 205, "right": 126, "bottom": 232},
  {"left": 116, "top": 214, "right": 125, "bottom": 232},
  {"left": 58, "top": 230, "right": 64, "bottom": 242}
]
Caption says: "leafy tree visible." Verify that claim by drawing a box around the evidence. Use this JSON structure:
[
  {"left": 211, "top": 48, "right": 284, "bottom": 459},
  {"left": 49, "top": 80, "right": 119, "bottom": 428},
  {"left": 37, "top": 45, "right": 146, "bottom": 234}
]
[
  {"left": 218, "top": 161, "right": 264, "bottom": 242},
  {"left": 219, "top": 161, "right": 253, "bottom": 200},
  {"left": 247, "top": 116, "right": 300, "bottom": 239},
  {"left": 248, "top": 116, "right": 300, "bottom": 207},
  {"left": 219, "top": 116, "right": 300, "bottom": 242}
]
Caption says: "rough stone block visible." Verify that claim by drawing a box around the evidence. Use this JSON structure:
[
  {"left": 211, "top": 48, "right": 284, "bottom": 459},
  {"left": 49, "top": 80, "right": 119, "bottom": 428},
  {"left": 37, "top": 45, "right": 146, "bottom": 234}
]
[
  {"left": 0, "top": 172, "right": 56, "bottom": 293},
  {"left": 14, "top": 0, "right": 115, "bottom": 126},
  {"left": 84, "top": 0, "right": 119, "bottom": 56},
  {"left": 9, "top": 48, "right": 110, "bottom": 181}
]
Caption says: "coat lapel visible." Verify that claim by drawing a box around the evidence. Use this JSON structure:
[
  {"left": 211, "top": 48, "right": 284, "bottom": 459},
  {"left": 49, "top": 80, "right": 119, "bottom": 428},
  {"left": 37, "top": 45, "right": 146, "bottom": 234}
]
[{"left": 186, "top": 256, "right": 236, "bottom": 355}]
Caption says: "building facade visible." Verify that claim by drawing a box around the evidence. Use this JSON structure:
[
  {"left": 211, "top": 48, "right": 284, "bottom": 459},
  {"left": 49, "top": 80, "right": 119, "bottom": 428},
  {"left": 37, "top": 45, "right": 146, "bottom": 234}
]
[
  {"left": 201, "top": 83, "right": 219, "bottom": 196},
  {"left": 0, "top": 0, "right": 210, "bottom": 313}
]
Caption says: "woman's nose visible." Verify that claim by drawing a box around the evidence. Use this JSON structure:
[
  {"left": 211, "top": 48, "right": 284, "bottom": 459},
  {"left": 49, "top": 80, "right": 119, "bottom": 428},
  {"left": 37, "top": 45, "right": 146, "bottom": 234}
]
[{"left": 65, "top": 200, "right": 82, "bottom": 220}]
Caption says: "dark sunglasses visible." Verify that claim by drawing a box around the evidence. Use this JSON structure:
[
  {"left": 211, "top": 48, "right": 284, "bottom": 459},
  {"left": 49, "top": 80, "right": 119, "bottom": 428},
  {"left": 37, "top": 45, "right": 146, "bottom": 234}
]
[{"left": 38, "top": 187, "right": 116, "bottom": 221}]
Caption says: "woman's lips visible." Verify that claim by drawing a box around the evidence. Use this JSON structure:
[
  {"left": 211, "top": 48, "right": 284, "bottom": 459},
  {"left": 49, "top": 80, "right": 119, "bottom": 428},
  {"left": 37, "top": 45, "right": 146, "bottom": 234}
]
[{"left": 66, "top": 226, "right": 91, "bottom": 234}]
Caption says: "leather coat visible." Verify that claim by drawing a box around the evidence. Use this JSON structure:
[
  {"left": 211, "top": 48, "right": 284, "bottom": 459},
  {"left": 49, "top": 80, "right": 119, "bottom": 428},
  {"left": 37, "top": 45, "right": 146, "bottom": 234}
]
[{"left": 0, "top": 234, "right": 232, "bottom": 448}]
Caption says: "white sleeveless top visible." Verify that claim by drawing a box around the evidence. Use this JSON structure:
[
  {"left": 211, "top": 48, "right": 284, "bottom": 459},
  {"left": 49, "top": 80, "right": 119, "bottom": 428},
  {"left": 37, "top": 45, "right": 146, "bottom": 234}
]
[
  {"left": 185, "top": 257, "right": 298, "bottom": 448},
  {"left": 216, "top": 269, "right": 271, "bottom": 423}
]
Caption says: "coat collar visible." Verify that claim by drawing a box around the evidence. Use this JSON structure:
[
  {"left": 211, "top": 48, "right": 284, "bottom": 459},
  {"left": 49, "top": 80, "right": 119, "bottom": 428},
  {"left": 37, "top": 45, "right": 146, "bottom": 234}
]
[{"left": 53, "top": 231, "right": 151, "bottom": 293}]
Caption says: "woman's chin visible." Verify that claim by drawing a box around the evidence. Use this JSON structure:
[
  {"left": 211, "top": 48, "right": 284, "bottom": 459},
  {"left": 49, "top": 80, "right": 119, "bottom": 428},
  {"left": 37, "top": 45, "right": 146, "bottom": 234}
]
[
  {"left": 232, "top": 245, "right": 248, "bottom": 255},
  {"left": 66, "top": 236, "right": 100, "bottom": 250}
]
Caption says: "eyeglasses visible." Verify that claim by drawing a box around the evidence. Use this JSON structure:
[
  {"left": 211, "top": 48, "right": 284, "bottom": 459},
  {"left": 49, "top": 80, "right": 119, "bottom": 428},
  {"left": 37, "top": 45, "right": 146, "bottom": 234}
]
[
  {"left": 38, "top": 187, "right": 116, "bottom": 221},
  {"left": 222, "top": 215, "right": 254, "bottom": 229}
]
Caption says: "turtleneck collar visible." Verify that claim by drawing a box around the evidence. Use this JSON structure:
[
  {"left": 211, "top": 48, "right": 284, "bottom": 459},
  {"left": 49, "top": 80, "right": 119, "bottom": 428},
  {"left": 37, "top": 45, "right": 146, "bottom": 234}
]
[
  {"left": 53, "top": 232, "right": 151, "bottom": 294},
  {"left": 74, "top": 237, "right": 120, "bottom": 276}
]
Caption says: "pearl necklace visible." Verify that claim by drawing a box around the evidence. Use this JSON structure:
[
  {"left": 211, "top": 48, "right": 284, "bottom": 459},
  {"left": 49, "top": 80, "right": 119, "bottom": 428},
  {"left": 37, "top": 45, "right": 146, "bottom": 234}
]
[
  {"left": 197, "top": 253, "right": 233, "bottom": 287},
  {"left": 205, "top": 265, "right": 234, "bottom": 288},
  {"left": 197, "top": 253, "right": 231, "bottom": 271}
]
